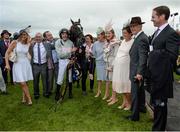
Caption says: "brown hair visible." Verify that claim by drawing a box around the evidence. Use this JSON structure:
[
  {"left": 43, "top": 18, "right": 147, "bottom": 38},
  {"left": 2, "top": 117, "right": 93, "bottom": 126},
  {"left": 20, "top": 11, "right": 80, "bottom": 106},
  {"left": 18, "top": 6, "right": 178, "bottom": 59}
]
[
  {"left": 43, "top": 31, "right": 49, "bottom": 38},
  {"left": 18, "top": 32, "right": 29, "bottom": 44},
  {"left": 85, "top": 34, "right": 94, "bottom": 43},
  {"left": 122, "top": 26, "right": 132, "bottom": 34},
  {"left": 153, "top": 6, "right": 170, "bottom": 20},
  {"left": 100, "top": 31, "right": 106, "bottom": 39}
]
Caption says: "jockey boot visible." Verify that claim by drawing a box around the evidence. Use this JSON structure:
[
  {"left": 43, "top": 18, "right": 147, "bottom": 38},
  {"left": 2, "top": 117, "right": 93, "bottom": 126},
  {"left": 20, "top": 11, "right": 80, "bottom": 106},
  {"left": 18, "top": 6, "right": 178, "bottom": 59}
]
[
  {"left": 69, "top": 83, "right": 73, "bottom": 99},
  {"left": 55, "top": 84, "right": 61, "bottom": 101}
]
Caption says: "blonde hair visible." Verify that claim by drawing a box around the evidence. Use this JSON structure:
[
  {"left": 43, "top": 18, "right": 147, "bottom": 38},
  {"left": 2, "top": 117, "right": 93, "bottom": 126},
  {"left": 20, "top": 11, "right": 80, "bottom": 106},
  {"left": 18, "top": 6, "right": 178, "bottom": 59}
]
[{"left": 18, "top": 32, "right": 29, "bottom": 44}]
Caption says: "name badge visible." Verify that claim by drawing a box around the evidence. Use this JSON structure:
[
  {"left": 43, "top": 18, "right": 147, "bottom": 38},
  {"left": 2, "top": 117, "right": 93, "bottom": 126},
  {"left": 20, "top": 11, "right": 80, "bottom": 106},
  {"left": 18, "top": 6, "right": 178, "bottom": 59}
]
[{"left": 149, "top": 45, "right": 153, "bottom": 52}]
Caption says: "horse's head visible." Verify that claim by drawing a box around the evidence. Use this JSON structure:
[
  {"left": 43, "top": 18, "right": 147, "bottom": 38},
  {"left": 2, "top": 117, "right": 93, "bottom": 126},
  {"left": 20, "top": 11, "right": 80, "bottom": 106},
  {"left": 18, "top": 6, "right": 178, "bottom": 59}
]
[{"left": 69, "top": 19, "right": 85, "bottom": 47}]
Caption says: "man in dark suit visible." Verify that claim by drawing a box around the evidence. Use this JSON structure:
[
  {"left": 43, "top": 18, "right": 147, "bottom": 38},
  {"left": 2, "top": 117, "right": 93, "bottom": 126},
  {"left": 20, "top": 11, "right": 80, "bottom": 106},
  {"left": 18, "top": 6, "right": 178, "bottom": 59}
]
[
  {"left": 43, "top": 31, "right": 59, "bottom": 96},
  {"left": 29, "top": 33, "right": 53, "bottom": 99},
  {"left": 128, "top": 17, "right": 149, "bottom": 121},
  {"left": 148, "top": 6, "right": 179, "bottom": 131},
  {"left": 0, "top": 30, "right": 13, "bottom": 84}
]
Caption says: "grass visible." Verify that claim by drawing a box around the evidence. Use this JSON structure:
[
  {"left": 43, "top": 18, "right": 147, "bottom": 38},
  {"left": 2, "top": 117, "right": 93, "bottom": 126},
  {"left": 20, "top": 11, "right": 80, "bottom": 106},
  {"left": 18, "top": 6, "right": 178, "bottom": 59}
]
[
  {"left": 0, "top": 77, "right": 152, "bottom": 131},
  {"left": 174, "top": 72, "right": 180, "bottom": 81}
]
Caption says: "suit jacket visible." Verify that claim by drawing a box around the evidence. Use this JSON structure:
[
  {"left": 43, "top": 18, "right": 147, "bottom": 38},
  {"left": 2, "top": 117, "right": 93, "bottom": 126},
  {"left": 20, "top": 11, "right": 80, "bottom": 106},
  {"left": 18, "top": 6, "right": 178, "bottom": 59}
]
[
  {"left": 148, "top": 24, "right": 179, "bottom": 99},
  {"left": 29, "top": 42, "right": 53, "bottom": 69},
  {"left": 129, "top": 31, "right": 149, "bottom": 80},
  {"left": 0, "top": 53, "right": 3, "bottom": 66},
  {"left": 0, "top": 40, "right": 9, "bottom": 57}
]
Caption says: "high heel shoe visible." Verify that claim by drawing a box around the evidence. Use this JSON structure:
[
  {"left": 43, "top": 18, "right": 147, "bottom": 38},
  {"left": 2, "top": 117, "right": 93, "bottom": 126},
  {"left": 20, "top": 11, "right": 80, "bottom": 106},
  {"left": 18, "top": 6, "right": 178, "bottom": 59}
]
[
  {"left": 118, "top": 104, "right": 126, "bottom": 109},
  {"left": 27, "top": 101, "right": 32, "bottom": 106},
  {"left": 21, "top": 100, "right": 26, "bottom": 104},
  {"left": 94, "top": 92, "right": 101, "bottom": 98},
  {"left": 106, "top": 97, "right": 112, "bottom": 102},
  {"left": 102, "top": 96, "right": 109, "bottom": 100},
  {"left": 108, "top": 99, "right": 118, "bottom": 105},
  {"left": 22, "top": 98, "right": 26, "bottom": 104},
  {"left": 123, "top": 106, "right": 131, "bottom": 111}
]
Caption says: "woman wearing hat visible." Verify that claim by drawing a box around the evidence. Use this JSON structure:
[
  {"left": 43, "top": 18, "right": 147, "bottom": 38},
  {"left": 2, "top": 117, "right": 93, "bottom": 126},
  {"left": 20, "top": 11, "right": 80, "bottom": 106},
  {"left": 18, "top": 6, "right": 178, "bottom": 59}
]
[
  {"left": 5, "top": 30, "right": 33, "bottom": 105},
  {"left": 103, "top": 21, "right": 120, "bottom": 104},
  {"left": 92, "top": 27, "right": 106, "bottom": 98}
]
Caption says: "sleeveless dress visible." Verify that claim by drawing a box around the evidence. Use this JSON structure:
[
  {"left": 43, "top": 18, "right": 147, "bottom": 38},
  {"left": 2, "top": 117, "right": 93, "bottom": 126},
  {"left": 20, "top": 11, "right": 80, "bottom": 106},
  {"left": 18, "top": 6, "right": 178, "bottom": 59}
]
[
  {"left": 13, "top": 42, "right": 33, "bottom": 82},
  {"left": 112, "top": 39, "right": 133, "bottom": 93}
]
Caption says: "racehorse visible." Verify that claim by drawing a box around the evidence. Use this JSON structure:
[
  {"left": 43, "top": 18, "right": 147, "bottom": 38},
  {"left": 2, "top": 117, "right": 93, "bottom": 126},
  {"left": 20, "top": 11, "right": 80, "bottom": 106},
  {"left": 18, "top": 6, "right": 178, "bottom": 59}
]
[
  {"left": 69, "top": 18, "right": 85, "bottom": 47},
  {"left": 69, "top": 19, "right": 85, "bottom": 85}
]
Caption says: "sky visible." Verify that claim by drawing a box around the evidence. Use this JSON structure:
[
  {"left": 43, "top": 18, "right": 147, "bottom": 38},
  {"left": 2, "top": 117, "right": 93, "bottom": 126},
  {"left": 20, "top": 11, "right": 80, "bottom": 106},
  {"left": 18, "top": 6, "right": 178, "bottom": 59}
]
[{"left": 0, "top": 0, "right": 180, "bottom": 38}]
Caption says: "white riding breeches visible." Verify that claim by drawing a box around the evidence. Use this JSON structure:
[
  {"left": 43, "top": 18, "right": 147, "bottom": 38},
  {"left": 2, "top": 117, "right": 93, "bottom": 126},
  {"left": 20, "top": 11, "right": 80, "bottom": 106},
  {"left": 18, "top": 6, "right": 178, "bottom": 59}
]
[{"left": 57, "top": 59, "right": 72, "bottom": 85}]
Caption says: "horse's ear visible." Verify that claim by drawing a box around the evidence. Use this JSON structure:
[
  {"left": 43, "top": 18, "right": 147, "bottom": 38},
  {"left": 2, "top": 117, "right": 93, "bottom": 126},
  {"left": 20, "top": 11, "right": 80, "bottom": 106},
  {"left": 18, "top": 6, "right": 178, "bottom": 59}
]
[
  {"left": 78, "top": 18, "right": 80, "bottom": 23},
  {"left": 70, "top": 19, "right": 74, "bottom": 25}
]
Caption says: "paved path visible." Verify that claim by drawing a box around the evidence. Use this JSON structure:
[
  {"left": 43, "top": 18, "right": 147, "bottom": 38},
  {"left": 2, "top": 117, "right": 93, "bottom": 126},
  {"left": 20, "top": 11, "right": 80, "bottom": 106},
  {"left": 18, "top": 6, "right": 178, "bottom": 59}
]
[
  {"left": 166, "top": 81, "right": 180, "bottom": 131},
  {"left": 146, "top": 81, "right": 180, "bottom": 131}
]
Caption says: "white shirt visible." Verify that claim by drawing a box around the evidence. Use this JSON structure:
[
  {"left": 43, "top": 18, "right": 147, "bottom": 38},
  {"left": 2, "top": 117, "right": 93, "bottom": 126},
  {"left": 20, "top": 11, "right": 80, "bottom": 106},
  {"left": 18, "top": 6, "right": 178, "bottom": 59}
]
[
  {"left": 156, "top": 23, "right": 168, "bottom": 37},
  {"left": 33, "top": 42, "right": 47, "bottom": 64},
  {"left": 134, "top": 30, "right": 143, "bottom": 39}
]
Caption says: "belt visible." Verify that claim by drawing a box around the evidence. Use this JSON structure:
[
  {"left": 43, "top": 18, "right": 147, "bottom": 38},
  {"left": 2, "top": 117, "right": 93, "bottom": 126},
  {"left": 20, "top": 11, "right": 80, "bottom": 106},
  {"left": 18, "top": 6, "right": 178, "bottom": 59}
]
[{"left": 33, "top": 62, "right": 47, "bottom": 66}]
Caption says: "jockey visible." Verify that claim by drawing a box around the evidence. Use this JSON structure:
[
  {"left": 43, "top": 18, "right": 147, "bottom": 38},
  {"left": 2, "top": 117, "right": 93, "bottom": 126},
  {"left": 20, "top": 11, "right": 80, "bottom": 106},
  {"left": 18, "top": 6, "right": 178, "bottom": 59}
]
[{"left": 55, "top": 28, "right": 77, "bottom": 100}]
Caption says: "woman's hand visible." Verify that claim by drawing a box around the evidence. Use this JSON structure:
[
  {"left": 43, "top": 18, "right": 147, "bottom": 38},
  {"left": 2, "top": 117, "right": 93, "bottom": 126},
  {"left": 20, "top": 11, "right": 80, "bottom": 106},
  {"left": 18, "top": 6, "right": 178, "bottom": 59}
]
[
  {"left": 106, "top": 67, "right": 113, "bottom": 72},
  {"left": 5, "top": 64, "right": 11, "bottom": 71}
]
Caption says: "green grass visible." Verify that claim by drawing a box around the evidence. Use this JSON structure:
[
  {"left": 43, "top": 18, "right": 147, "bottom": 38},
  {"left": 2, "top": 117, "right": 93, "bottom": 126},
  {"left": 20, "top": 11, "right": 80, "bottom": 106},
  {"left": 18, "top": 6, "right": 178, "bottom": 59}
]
[
  {"left": 0, "top": 78, "right": 152, "bottom": 131},
  {"left": 174, "top": 72, "right": 180, "bottom": 81}
]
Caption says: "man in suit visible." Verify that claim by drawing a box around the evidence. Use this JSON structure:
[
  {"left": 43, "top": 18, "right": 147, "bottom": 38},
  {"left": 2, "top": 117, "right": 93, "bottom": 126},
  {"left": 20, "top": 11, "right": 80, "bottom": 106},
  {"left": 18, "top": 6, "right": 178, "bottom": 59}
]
[
  {"left": 0, "top": 30, "right": 13, "bottom": 84},
  {"left": 43, "top": 31, "right": 59, "bottom": 95},
  {"left": 29, "top": 33, "right": 52, "bottom": 99},
  {"left": 128, "top": 17, "right": 149, "bottom": 121},
  {"left": 148, "top": 6, "right": 179, "bottom": 131}
]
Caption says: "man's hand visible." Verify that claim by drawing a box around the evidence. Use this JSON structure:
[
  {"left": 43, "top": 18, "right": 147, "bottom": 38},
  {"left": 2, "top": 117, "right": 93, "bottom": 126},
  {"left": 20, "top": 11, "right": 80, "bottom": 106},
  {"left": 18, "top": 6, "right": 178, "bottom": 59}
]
[{"left": 136, "top": 74, "right": 143, "bottom": 81}]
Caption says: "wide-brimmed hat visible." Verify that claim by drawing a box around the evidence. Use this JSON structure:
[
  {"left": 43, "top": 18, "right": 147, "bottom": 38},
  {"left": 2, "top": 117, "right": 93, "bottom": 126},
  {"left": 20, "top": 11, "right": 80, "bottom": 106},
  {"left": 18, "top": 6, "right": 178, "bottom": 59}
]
[
  {"left": 130, "top": 17, "right": 145, "bottom": 26},
  {"left": 1, "top": 30, "right": 11, "bottom": 37},
  {"left": 96, "top": 27, "right": 104, "bottom": 35}
]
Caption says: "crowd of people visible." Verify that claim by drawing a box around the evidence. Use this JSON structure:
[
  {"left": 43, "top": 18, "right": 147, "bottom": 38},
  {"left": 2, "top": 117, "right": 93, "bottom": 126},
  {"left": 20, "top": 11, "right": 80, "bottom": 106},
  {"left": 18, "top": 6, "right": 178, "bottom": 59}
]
[{"left": 0, "top": 5, "right": 180, "bottom": 131}]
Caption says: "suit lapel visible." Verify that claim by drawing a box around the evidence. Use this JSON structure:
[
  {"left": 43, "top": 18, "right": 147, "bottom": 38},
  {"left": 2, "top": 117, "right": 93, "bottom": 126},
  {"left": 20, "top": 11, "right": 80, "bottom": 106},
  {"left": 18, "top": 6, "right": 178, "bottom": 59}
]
[
  {"left": 152, "top": 24, "right": 170, "bottom": 45},
  {"left": 129, "top": 32, "right": 144, "bottom": 54}
]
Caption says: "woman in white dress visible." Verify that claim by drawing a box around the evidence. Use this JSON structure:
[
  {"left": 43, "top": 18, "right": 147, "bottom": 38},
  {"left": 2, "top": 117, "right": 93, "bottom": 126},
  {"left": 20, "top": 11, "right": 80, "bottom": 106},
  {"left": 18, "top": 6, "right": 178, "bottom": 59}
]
[
  {"left": 110, "top": 25, "right": 133, "bottom": 110},
  {"left": 5, "top": 30, "right": 33, "bottom": 105}
]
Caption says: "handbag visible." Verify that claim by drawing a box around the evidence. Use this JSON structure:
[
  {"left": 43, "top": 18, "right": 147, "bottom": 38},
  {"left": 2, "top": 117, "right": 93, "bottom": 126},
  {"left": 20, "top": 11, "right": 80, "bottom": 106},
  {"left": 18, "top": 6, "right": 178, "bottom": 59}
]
[{"left": 9, "top": 48, "right": 17, "bottom": 62}]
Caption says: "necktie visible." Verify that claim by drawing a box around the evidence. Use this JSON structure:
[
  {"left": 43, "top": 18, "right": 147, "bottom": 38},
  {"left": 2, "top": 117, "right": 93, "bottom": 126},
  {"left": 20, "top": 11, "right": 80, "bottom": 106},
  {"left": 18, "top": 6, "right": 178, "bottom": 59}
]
[
  {"left": 151, "top": 28, "right": 160, "bottom": 45},
  {"left": 5, "top": 40, "right": 9, "bottom": 47},
  {"left": 37, "top": 44, "right": 41, "bottom": 64}
]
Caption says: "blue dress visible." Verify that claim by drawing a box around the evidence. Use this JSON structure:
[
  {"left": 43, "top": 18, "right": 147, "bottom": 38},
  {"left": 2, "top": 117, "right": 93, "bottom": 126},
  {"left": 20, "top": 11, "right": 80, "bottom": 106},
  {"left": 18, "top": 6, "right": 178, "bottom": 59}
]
[{"left": 92, "top": 41, "right": 106, "bottom": 81}]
